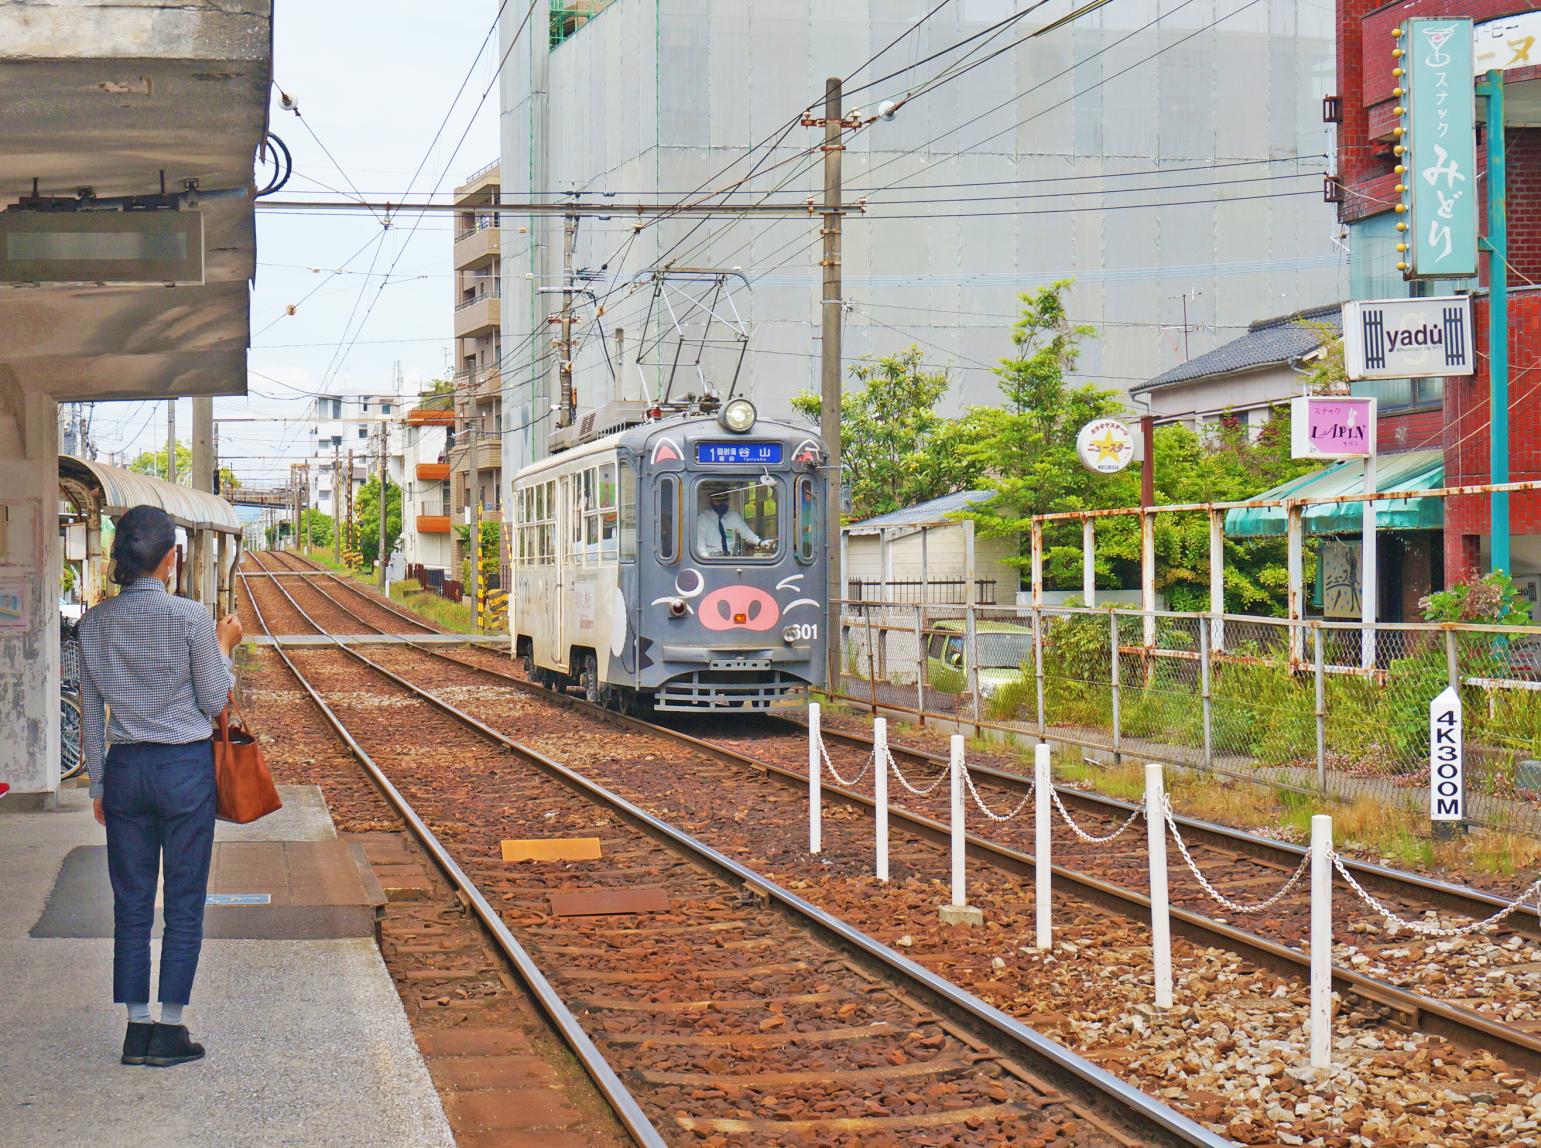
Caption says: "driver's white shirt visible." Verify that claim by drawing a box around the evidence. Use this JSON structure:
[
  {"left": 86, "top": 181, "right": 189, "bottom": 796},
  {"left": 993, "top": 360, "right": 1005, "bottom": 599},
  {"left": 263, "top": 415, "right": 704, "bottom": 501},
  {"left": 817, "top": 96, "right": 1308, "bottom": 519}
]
[{"left": 695, "top": 507, "right": 761, "bottom": 556}]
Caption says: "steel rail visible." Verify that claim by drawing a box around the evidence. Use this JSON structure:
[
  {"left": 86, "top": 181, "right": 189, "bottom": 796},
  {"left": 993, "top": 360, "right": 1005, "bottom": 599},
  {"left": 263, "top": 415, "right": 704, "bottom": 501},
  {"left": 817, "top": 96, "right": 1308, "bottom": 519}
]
[
  {"left": 801, "top": 719, "right": 1541, "bottom": 942},
  {"left": 240, "top": 555, "right": 667, "bottom": 1146},
  {"left": 243, "top": 556, "right": 1226, "bottom": 1148},
  {"left": 244, "top": 554, "right": 1541, "bottom": 1072}
]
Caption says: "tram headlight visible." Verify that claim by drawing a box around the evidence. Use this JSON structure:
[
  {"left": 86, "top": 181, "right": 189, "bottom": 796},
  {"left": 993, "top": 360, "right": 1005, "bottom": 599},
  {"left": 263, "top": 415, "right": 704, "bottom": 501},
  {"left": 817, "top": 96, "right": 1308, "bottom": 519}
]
[
  {"left": 782, "top": 624, "right": 801, "bottom": 644},
  {"left": 667, "top": 597, "right": 688, "bottom": 618},
  {"left": 719, "top": 398, "right": 757, "bottom": 434}
]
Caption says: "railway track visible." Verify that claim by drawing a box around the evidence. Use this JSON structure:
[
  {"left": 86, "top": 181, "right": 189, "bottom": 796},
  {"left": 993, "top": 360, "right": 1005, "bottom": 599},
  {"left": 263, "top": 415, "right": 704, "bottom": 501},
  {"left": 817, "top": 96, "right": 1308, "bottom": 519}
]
[
  {"left": 254, "top": 551, "right": 1541, "bottom": 1070},
  {"left": 240, "top": 553, "right": 1219, "bottom": 1146}
]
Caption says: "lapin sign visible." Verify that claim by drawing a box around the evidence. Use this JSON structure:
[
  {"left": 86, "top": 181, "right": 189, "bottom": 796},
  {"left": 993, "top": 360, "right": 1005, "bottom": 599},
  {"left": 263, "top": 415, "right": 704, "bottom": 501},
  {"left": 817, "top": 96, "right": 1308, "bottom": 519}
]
[{"left": 1429, "top": 685, "right": 1464, "bottom": 822}]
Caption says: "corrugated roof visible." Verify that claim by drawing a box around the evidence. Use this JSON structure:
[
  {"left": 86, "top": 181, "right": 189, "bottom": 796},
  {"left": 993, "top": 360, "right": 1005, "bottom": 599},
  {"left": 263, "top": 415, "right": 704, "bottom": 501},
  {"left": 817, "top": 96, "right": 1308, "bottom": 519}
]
[
  {"left": 846, "top": 490, "right": 995, "bottom": 532},
  {"left": 1223, "top": 449, "right": 1444, "bottom": 538},
  {"left": 59, "top": 456, "right": 241, "bottom": 534},
  {"left": 1133, "top": 304, "right": 1342, "bottom": 393}
]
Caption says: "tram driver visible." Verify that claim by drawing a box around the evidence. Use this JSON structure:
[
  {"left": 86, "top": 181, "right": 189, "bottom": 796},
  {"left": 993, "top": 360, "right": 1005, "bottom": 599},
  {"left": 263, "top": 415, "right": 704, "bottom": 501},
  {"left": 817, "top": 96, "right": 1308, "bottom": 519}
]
[{"left": 695, "top": 483, "right": 773, "bottom": 557}]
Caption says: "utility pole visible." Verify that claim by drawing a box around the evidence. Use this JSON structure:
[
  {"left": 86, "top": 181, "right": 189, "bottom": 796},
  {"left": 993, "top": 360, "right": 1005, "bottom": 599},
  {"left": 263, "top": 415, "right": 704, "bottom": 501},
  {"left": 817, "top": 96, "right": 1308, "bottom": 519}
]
[
  {"left": 345, "top": 448, "right": 356, "bottom": 558},
  {"left": 289, "top": 463, "right": 299, "bottom": 550},
  {"left": 468, "top": 421, "right": 481, "bottom": 629},
  {"left": 816, "top": 76, "right": 845, "bottom": 693},
  {"left": 333, "top": 439, "right": 343, "bottom": 566},
  {"left": 191, "top": 398, "right": 214, "bottom": 493},
  {"left": 166, "top": 399, "right": 177, "bottom": 483},
  {"left": 555, "top": 207, "right": 578, "bottom": 429},
  {"left": 377, "top": 420, "right": 389, "bottom": 588}
]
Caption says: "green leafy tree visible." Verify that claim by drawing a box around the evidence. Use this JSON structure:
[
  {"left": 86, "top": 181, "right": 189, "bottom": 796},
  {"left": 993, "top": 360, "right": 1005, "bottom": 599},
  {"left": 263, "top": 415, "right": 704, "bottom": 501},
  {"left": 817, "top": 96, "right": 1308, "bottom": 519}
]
[
  {"left": 127, "top": 445, "right": 240, "bottom": 491},
  {"left": 298, "top": 508, "right": 334, "bottom": 548},
  {"left": 455, "top": 520, "right": 502, "bottom": 588},
  {"left": 792, "top": 347, "right": 969, "bottom": 521},
  {"left": 355, "top": 476, "right": 401, "bottom": 572}
]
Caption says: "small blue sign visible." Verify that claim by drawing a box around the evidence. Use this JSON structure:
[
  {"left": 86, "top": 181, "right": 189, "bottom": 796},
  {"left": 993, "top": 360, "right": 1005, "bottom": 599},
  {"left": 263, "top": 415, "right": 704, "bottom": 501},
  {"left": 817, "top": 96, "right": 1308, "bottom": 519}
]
[
  {"left": 696, "top": 441, "right": 783, "bottom": 465},
  {"left": 206, "top": 893, "right": 271, "bottom": 906}
]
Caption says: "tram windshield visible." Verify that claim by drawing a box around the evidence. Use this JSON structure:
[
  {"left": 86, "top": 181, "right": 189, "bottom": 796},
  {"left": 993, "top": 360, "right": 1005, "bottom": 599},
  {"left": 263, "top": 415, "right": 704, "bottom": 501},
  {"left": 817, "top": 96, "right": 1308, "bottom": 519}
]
[{"left": 693, "top": 478, "right": 779, "bottom": 560}]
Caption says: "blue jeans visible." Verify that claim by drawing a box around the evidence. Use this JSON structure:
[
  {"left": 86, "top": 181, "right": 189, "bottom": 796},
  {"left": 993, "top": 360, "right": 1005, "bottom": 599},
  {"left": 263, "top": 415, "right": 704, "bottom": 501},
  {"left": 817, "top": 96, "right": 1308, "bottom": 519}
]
[{"left": 103, "top": 740, "right": 216, "bottom": 1006}]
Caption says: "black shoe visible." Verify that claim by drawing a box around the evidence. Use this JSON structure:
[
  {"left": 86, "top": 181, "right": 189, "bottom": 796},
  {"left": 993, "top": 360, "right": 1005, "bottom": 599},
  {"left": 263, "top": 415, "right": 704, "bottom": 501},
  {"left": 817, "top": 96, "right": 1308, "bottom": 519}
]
[
  {"left": 143, "top": 1022, "right": 205, "bottom": 1068},
  {"left": 121, "top": 1021, "right": 154, "bottom": 1065}
]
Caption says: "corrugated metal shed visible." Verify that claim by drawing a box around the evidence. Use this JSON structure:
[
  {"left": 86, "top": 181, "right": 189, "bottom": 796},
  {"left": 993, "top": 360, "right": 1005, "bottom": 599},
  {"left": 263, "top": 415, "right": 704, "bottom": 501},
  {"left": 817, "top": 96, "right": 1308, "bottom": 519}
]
[
  {"left": 60, "top": 456, "right": 241, "bottom": 534},
  {"left": 847, "top": 490, "right": 995, "bottom": 533}
]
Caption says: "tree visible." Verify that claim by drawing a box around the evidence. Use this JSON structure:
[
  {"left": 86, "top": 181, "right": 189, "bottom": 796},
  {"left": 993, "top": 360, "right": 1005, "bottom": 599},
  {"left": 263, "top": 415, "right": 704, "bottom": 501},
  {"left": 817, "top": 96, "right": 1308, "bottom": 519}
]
[
  {"left": 354, "top": 476, "right": 401, "bottom": 572},
  {"left": 298, "top": 508, "right": 334, "bottom": 549},
  {"left": 792, "top": 347, "right": 966, "bottom": 521},
  {"left": 127, "top": 444, "right": 240, "bottom": 492},
  {"left": 455, "top": 520, "right": 502, "bottom": 588}
]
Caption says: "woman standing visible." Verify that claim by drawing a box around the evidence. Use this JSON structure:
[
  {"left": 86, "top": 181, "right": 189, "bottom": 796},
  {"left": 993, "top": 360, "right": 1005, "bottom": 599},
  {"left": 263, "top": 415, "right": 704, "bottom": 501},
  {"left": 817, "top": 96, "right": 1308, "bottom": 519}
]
[{"left": 77, "top": 505, "right": 243, "bottom": 1068}]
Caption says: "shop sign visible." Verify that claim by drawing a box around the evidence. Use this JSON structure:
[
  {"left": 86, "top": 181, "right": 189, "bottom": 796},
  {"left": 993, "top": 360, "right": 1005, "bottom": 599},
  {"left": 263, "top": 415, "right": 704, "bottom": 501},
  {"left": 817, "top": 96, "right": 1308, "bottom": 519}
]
[
  {"left": 1075, "top": 419, "right": 1134, "bottom": 474},
  {"left": 1402, "top": 18, "right": 1478, "bottom": 279},
  {"left": 1290, "top": 396, "right": 1377, "bottom": 460},
  {"left": 1474, "top": 13, "right": 1541, "bottom": 75},
  {"left": 1342, "top": 296, "right": 1474, "bottom": 380},
  {"left": 1429, "top": 686, "right": 1464, "bottom": 821}
]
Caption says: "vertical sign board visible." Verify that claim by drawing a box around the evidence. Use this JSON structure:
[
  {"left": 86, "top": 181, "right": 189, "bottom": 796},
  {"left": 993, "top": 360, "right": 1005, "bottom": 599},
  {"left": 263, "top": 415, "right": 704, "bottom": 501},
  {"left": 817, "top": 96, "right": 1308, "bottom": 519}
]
[
  {"left": 1403, "top": 19, "right": 1479, "bottom": 279},
  {"left": 1429, "top": 685, "right": 1464, "bottom": 821}
]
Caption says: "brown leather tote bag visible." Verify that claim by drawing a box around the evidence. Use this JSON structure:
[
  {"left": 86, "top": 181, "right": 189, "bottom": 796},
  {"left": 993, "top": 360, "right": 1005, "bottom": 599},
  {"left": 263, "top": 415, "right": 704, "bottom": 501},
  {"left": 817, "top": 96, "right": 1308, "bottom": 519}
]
[{"left": 214, "top": 702, "right": 283, "bottom": 824}]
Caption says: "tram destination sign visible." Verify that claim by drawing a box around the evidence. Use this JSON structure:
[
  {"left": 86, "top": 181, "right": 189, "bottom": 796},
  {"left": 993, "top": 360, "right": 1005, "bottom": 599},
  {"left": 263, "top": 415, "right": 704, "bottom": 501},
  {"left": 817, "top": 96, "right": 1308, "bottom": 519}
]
[
  {"left": 696, "top": 441, "right": 783, "bottom": 465},
  {"left": 1342, "top": 296, "right": 1474, "bottom": 380},
  {"left": 1430, "top": 685, "right": 1464, "bottom": 822}
]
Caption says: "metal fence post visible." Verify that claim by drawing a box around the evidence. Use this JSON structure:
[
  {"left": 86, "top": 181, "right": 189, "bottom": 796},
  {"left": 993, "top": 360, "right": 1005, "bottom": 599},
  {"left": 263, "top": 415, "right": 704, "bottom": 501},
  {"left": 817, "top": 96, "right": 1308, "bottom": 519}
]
[
  {"left": 1109, "top": 609, "right": 1122, "bottom": 764},
  {"left": 965, "top": 603, "right": 981, "bottom": 735},
  {"left": 1199, "top": 616, "right": 1213, "bottom": 770},
  {"left": 1314, "top": 625, "right": 1327, "bottom": 792},
  {"left": 863, "top": 600, "right": 878, "bottom": 714},
  {"left": 1032, "top": 605, "right": 1047, "bottom": 738},
  {"left": 914, "top": 604, "right": 927, "bottom": 726}
]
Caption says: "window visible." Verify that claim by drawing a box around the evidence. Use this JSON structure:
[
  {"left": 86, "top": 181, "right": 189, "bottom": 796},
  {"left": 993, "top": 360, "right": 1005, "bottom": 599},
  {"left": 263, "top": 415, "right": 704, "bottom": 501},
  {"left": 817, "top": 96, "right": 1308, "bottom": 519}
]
[
  {"left": 793, "top": 476, "right": 817, "bottom": 562},
  {"left": 693, "top": 477, "right": 779, "bottom": 561},
  {"left": 657, "top": 475, "right": 678, "bottom": 563},
  {"left": 381, "top": 404, "right": 392, "bottom": 415},
  {"left": 514, "top": 479, "right": 556, "bottom": 565},
  {"left": 618, "top": 463, "right": 637, "bottom": 561},
  {"left": 358, "top": 427, "right": 368, "bottom": 439}
]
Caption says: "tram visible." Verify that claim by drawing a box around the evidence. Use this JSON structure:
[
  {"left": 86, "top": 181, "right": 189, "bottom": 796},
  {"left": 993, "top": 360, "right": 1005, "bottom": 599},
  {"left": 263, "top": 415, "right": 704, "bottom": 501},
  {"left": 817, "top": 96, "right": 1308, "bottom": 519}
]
[{"left": 511, "top": 397, "right": 827, "bottom": 712}]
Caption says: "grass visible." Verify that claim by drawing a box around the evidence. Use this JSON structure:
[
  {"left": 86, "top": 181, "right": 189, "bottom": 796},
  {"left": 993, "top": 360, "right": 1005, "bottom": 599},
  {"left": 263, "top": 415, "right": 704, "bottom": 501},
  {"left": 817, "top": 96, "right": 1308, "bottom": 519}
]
[{"left": 387, "top": 579, "right": 479, "bottom": 634}]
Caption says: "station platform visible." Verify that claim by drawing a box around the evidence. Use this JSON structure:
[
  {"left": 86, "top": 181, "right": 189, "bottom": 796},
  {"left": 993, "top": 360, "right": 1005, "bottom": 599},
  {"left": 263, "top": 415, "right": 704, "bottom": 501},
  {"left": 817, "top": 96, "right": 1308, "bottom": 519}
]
[{"left": 0, "top": 785, "right": 454, "bottom": 1148}]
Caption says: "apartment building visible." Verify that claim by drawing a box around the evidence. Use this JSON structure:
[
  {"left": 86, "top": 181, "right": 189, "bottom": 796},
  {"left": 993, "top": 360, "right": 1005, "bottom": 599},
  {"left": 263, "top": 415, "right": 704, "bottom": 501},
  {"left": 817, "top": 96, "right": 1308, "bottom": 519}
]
[{"left": 302, "top": 392, "right": 398, "bottom": 519}]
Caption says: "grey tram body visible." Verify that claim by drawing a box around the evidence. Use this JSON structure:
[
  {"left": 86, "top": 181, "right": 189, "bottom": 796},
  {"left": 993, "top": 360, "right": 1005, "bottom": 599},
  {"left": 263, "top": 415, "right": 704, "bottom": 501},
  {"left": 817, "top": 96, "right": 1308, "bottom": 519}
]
[{"left": 510, "top": 412, "right": 827, "bottom": 712}]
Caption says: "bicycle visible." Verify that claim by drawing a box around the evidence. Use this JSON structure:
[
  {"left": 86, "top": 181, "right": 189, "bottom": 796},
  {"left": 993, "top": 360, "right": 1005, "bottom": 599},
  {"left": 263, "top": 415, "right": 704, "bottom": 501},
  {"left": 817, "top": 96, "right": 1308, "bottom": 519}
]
[{"left": 60, "top": 617, "right": 85, "bottom": 782}]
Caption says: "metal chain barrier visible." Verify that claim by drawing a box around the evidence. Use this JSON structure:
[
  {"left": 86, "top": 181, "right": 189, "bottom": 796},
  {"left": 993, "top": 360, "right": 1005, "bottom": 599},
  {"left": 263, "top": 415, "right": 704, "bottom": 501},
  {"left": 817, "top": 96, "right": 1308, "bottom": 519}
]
[
  {"left": 1331, "top": 852, "right": 1541, "bottom": 938},
  {"left": 1050, "top": 786, "right": 1145, "bottom": 845},
  {"left": 884, "top": 745, "right": 949, "bottom": 797},
  {"left": 960, "top": 762, "right": 1036, "bottom": 822},
  {"left": 817, "top": 736, "right": 872, "bottom": 788},
  {"left": 1163, "top": 796, "right": 1310, "bottom": 914}
]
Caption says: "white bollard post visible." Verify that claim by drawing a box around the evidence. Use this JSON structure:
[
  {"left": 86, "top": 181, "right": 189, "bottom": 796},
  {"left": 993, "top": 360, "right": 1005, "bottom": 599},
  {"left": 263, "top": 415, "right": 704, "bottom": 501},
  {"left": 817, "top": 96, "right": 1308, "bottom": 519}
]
[
  {"left": 1310, "top": 813, "right": 1333, "bottom": 1070},
  {"left": 1145, "top": 762, "right": 1173, "bottom": 1009},
  {"left": 874, "top": 717, "right": 889, "bottom": 882},
  {"left": 938, "top": 736, "right": 983, "bottom": 925},
  {"left": 1035, "top": 743, "right": 1052, "bottom": 951},
  {"left": 808, "top": 703, "right": 821, "bottom": 854}
]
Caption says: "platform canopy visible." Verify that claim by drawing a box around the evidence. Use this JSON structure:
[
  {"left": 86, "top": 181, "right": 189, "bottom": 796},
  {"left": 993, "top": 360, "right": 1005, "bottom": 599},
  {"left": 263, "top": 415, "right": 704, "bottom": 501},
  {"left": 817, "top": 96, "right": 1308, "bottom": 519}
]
[
  {"left": 1225, "top": 448, "right": 1445, "bottom": 538},
  {"left": 60, "top": 454, "right": 241, "bottom": 534}
]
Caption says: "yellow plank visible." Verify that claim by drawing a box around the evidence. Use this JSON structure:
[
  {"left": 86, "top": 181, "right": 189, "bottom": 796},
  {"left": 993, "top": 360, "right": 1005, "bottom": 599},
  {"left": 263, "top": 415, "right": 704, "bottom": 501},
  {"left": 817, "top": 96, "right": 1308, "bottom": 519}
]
[{"left": 500, "top": 837, "right": 603, "bottom": 863}]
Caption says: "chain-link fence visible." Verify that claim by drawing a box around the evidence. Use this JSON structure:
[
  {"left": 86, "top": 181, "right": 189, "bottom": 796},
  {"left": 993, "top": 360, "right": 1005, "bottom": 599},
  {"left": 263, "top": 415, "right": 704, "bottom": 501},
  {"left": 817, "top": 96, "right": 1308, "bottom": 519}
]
[{"left": 833, "top": 599, "right": 1541, "bottom": 834}]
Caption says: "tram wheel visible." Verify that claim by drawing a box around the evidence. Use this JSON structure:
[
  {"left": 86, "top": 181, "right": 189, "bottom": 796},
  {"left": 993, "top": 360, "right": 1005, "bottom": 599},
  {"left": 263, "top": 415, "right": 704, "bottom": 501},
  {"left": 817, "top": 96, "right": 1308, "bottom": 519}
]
[{"left": 580, "top": 652, "right": 602, "bottom": 705}]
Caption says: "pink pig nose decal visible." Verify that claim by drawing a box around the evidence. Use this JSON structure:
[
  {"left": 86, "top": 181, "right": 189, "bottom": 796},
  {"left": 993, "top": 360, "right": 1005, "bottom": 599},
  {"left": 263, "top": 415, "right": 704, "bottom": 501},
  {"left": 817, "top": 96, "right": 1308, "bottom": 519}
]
[{"left": 699, "top": 585, "right": 781, "bottom": 631}]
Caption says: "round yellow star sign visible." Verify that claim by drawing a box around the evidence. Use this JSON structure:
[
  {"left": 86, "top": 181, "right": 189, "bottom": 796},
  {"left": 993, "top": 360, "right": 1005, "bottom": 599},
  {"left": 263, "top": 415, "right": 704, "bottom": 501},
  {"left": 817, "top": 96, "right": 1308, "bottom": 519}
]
[{"left": 1075, "top": 419, "right": 1134, "bottom": 474}]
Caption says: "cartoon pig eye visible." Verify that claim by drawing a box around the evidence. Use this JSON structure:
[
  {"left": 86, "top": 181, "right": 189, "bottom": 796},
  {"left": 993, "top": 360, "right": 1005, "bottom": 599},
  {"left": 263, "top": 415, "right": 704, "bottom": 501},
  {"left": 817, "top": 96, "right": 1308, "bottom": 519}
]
[{"left": 675, "top": 568, "right": 705, "bottom": 599}]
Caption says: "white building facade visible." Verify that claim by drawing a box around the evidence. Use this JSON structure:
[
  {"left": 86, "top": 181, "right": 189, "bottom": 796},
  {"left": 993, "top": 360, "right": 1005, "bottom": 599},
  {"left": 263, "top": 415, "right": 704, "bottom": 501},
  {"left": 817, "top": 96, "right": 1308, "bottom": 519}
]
[
  {"left": 498, "top": 0, "right": 1339, "bottom": 476},
  {"left": 303, "top": 392, "right": 399, "bottom": 518}
]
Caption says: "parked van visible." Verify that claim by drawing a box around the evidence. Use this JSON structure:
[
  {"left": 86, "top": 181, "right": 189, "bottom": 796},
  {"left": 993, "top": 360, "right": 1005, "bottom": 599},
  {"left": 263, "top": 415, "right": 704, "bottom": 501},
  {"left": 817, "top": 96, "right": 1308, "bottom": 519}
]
[{"left": 925, "top": 619, "right": 1032, "bottom": 698}]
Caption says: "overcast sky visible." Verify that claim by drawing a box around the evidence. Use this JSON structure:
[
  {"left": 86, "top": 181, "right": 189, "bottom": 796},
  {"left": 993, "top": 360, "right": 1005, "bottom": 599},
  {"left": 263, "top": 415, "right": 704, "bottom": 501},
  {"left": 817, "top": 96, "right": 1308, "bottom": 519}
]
[{"left": 86, "top": 0, "right": 500, "bottom": 488}]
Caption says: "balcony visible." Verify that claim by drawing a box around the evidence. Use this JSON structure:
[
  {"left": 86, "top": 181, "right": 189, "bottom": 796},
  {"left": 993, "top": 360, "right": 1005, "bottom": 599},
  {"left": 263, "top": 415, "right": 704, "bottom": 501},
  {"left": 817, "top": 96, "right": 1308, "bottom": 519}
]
[
  {"left": 416, "top": 462, "right": 450, "bottom": 481},
  {"left": 406, "top": 405, "right": 456, "bottom": 426},
  {"left": 453, "top": 223, "right": 499, "bottom": 271},
  {"left": 416, "top": 515, "right": 451, "bottom": 534},
  {"left": 449, "top": 434, "right": 501, "bottom": 474},
  {"left": 454, "top": 292, "right": 500, "bottom": 339}
]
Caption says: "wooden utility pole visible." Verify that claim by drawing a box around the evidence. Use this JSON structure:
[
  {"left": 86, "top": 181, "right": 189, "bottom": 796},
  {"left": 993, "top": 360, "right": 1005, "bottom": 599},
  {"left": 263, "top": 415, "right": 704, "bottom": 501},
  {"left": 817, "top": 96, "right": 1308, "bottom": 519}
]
[
  {"left": 468, "top": 422, "right": 480, "bottom": 628},
  {"left": 345, "top": 448, "right": 356, "bottom": 556},
  {"left": 166, "top": 399, "right": 177, "bottom": 483},
  {"left": 333, "top": 439, "right": 342, "bottom": 566},
  {"left": 818, "top": 76, "right": 845, "bottom": 692},
  {"left": 377, "top": 420, "right": 389, "bottom": 588},
  {"left": 556, "top": 210, "right": 578, "bottom": 428}
]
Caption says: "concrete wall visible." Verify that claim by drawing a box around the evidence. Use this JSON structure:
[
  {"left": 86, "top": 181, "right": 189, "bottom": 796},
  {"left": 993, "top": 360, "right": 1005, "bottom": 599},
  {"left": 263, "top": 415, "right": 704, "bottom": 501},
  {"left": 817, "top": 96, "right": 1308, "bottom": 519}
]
[
  {"left": 0, "top": 385, "right": 60, "bottom": 801},
  {"left": 501, "top": 0, "right": 1340, "bottom": 478}
]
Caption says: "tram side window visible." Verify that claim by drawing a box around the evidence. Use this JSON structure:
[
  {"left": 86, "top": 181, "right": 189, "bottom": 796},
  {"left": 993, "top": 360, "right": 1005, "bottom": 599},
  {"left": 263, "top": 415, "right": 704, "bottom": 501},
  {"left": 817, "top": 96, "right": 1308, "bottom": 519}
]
[
  {"left": 657, "top": 475, "right": 678, "bottom": 563},
  {"left": 597, "top": 463, "right": 617, "bottom": 560},
  {"left": 617, "top": 463, "right": 637, "bottom": 561},
  {"left": 794, "top": 475, "right": 817, "bottom": 562}
]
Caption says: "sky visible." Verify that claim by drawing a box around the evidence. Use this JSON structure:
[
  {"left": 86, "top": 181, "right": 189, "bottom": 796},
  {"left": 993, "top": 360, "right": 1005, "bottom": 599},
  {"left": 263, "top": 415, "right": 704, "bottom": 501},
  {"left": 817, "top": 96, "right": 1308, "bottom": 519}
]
[{"left": 85, "top": 0, "right": 501, "bottom": 489}]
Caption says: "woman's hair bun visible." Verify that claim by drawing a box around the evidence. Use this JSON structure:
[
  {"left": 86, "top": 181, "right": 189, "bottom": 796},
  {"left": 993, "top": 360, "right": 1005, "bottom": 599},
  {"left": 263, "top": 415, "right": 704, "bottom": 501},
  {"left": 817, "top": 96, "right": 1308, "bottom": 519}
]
[{"left": 110, "top": 505, "right": 177, "bottom": 586}]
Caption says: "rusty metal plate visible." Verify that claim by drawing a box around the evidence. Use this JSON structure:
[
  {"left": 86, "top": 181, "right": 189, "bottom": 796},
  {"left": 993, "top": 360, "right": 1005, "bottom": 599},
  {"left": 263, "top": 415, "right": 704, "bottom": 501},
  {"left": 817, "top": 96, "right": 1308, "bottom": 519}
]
[
  {"left": 548, "top": 887, "right": 671, "bottom": 917},
  {"left": 500, "top": 837, "right": 603, "bottom": 863}
]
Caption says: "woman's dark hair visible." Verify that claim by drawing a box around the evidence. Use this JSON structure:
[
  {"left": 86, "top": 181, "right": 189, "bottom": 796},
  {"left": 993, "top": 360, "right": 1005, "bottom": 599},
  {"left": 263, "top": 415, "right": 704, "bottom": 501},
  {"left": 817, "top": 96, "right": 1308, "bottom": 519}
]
[{"left": 111, "top": 505, "right": 177, "bottom": 586}]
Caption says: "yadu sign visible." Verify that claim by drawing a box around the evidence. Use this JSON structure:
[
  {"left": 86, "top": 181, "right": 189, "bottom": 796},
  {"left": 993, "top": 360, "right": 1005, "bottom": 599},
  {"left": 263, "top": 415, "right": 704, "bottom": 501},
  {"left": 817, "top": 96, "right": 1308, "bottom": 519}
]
[
  {"left": 1429, "top": 685, "right": 1464, "bottom": 822},
  {"left": 1343, "top": 296, "right": 1474, "bottom": 381}
]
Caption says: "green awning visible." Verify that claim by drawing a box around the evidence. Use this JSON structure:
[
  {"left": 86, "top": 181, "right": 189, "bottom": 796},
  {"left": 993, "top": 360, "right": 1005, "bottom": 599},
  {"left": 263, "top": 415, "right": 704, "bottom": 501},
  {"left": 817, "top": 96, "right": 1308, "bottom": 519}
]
[{"left": 1224, "top": 449, "right": 1444, "bottom": 538}]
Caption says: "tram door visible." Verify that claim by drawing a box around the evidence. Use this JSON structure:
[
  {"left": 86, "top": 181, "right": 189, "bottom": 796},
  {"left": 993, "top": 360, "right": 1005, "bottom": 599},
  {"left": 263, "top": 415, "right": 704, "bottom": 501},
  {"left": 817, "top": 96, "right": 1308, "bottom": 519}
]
[{"left": 553, "top": 472, "right": 568, "bottom": 670}]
